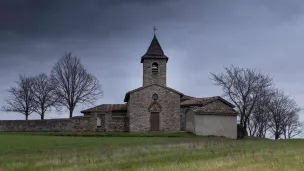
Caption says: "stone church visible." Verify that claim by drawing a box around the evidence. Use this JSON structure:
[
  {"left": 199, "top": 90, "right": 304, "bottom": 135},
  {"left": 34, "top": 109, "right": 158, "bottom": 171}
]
[{"left": 81, "top": 34, "right": 238, "bottom": 139}]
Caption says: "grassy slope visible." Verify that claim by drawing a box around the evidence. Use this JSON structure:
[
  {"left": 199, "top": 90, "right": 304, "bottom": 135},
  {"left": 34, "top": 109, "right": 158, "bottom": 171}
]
[{"left": 0, "top": 133, "right": 303, "bottom": 171}]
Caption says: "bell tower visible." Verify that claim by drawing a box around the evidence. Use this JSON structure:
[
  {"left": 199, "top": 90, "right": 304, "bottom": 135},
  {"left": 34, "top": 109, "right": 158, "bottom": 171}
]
[{"left": 141, "top": 31, "right": 168, "bottom": 87}]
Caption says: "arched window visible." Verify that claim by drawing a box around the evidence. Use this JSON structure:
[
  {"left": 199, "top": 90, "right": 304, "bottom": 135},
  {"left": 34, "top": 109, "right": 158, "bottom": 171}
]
[{"left": 151, "top": 62, "right": 158, "bottom": 73}]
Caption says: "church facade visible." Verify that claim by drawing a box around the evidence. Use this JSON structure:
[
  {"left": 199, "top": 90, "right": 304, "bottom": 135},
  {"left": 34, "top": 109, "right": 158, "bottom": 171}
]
[{"left": 81, "top": 35, "right": 238, "bottom": 139}]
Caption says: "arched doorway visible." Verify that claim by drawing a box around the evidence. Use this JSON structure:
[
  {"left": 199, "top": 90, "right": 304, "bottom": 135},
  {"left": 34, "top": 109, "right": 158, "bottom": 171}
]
[
  {"left": 149, "top": 101, "right": 162, "bottom": 131},
  {"left": 150, "top": 112, "right": 159, "bottom": 131}
]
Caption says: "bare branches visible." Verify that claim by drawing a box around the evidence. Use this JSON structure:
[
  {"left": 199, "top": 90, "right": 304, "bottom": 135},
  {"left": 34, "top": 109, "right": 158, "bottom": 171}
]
[
  {"left": 2, "top": 75, "right": 36, "bottom": 120},
  {"left": 2, "top": 52, "right": 103, "bottom": 120},
  {"left": 248, "top": 88, "right": 274, "bottom": 137},
  {"left": 210, "top": 65, "right": 273, "bottom": 130},
  {"left": 267, "top": 89, "right": 301, "bottom": 139},
  {"left": 51, "top": 52, "right": 103, "bottom": 118},
  {"left": 211, "top": 65, "right": 302, "bottom": 140},
  {"left": 32, "top": 73, "right": 58, "bottom": 120},
  {"left": 284, "top": 116, "right": 303, "bottom": 139}
]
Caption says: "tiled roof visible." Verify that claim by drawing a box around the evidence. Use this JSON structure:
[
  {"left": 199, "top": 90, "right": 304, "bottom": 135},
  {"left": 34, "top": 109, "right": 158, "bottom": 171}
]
[
  {"left": 124, "top": 84, "right": 184, "bottom": 102},
  {"left": 181, "top": 96, "right": 222, "bottom": 107},
  {"left": 180, "top": 95, "right": 195, "bottom": 102},
  {"left": 81, "top": 104, "right": 127, "bottom": 113},
  {"left": 192, "top": 105, "right": 238, "bottom": 116},
  {"left": 141, "top": 35, "right": 168, "bottom": 63},
  {"left": 181, "top": 96, "right": 237, "bottom": 115}
]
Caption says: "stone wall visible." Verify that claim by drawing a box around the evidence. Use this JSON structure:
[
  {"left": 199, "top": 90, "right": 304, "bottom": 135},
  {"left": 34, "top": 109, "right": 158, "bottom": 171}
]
[
  {"left": 0, "top": 116, "right": 98, "bottom": 132},
  {"left": 180, "top": 107, "right": 188, "bottom": 131},
  {"left": 143, "top": 59, "right": 167, "bottom": 86},
  {"left": 107, "top": 117, "right": 129, "bottom": 132},
  {"left": 128, "top": 85, "right": 180, "bottom": 132},
  {"left": 104, "top": 111, "right": 129, "bottom": 132},
  {"left": 96, "top": 114, "right": 106, "bottom": 131}
]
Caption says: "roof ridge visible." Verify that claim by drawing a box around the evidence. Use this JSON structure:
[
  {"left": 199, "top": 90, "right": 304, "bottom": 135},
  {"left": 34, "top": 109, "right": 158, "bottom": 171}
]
[{"left": 124, "top": 84, "right": 184, "bottom": 102}]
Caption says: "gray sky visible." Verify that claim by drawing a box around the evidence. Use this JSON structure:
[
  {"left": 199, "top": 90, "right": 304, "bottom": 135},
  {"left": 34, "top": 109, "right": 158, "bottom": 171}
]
[{"left": 0, "top": 0, "right": 303, "bottom": 121}]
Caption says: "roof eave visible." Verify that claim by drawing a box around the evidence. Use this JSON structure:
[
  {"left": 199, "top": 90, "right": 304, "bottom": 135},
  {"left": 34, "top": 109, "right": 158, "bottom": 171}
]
[
  {"left": 124, "top": 93, "right": 130, "bottom": 102},
  {"left": 140, "top": 55, "right": 169, "bottom": 63},
  {"left": 195, "top": 112, "right": 238, "bottom": 116},
  {"left": 195, "top": 113, "right": 237, "bottom": 116}
]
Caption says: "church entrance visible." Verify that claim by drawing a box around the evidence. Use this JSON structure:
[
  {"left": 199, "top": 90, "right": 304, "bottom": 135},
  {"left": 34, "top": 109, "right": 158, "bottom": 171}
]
[{"left": 150, "top": 112, "right": 159, "bottom": 131}]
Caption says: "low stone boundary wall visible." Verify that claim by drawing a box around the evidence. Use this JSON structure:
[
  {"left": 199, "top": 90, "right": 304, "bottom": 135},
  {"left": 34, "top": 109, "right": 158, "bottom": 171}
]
[
  {"left": 107, "top": 117, "right": 129, "bottom": 132},
  {"left": 0, "top": 116, "right": 98, "bottom": 132}
]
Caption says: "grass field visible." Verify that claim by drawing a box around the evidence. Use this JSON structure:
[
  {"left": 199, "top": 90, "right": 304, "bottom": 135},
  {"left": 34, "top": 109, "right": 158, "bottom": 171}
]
[{"left": 0, "top": 133, "right": 303, "bottom": 171}]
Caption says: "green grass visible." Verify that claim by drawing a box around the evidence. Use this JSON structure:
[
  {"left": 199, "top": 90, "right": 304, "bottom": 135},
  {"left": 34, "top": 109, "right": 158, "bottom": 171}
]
[{"left": 0, "top": 133, "right": 303, "bottom": 171}]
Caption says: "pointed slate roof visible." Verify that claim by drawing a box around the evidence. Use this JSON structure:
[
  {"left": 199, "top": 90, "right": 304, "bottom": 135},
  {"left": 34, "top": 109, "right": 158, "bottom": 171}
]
[
  {"left": 141, "top": 35, "right": 169, "bottom": 63},
  {"left": 146, "top": 35, "right": 165, "bottom": 56}
]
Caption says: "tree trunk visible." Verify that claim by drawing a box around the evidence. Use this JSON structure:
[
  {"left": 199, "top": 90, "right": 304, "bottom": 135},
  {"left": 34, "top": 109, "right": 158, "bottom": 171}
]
[
  {"left": 248, "top": 120, "right": 253, "bottom": 136},
  {"left": 244, "top": 116, "right": 251, "bottom": 133},
  {"left": 41, "top": 106, "right": 45, "bottom": 120},
  {"left": 248, "top": 127, "right": 252, "bottom": 136},
  {"left": 275, "top": 132, "right": 280, "bottom": 140},
  {"left": 240, "top": 115, "right": 245, "bottom": 128},
  {"left": 243, "top": 123, "right": 247, "bottom": 134},
  {"left": 69, "top": 109, "right": 74, "bottom": 118},
  {"left": 25, "top": 114, "right": 28, "bottom": 120}
]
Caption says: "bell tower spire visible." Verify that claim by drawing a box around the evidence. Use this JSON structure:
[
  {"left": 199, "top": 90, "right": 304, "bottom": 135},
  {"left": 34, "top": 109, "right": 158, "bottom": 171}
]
[{"left": 141, "top": 28, "right": 169, "bottom": 87}]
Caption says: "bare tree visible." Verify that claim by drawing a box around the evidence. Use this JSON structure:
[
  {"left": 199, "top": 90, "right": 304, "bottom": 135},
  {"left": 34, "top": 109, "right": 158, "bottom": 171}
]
[
  {"left": 210, "top": 65, "right": 273, "bottom": 131},
  {"left": 268, "top": 89, "right": 301, "bottom": 140},
  {"left": 249, "top": 111, "right": 271, "bottom": 138},
  {"left": 51, "top": 52, "right": 103, "bottom": 118},
  {"left": 32, "top": 73, "right": 58, "bottom": 120},
  {"left": 2, "top": 75, "right": 35, "bottom": 120},
  {"left": 248, "top": 88, "right": 274, "bottom": 137},
  {"left": 282, "top": 112, "right": 303, "bottom": 139}
]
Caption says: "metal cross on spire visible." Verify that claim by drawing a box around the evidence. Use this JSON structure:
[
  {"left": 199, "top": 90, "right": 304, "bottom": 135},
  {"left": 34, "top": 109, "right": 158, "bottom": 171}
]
[{"left": 153, "top": 26, "right": 157, "bottom": 35}]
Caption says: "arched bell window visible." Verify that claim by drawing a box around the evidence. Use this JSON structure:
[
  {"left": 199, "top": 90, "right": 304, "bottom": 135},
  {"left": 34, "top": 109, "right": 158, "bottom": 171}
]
[{"left": 151, "top": 62, "right": 158, "bottom": 73}]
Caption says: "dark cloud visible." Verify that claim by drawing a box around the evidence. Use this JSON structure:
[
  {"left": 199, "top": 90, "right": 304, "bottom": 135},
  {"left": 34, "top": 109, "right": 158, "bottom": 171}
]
[
  {"left": 0, "top": 0, "right": 303, "bottom": 122},
  {"left": 0, "top": 0, "right": 180, "bottom": 41}
]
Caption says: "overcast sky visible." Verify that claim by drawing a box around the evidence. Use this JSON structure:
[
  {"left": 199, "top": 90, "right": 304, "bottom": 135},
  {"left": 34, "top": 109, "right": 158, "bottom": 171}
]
[{"left": 0, "top": 0, "right": 303, "bottom": 121}]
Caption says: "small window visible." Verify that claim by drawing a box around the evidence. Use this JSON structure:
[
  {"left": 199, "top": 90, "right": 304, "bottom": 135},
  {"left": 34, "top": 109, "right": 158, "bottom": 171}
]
[
  {"left": 152, "top": 93, "right": 158, "bottom": 100},
  {"left": 151, "top": 62, "right": 158, "bottom": 73}
]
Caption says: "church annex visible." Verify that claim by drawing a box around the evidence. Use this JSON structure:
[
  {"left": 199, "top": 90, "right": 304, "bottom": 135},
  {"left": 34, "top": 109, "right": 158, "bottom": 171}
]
[{"left": 81, "top": 34, "right": 238, "bottom": 139}]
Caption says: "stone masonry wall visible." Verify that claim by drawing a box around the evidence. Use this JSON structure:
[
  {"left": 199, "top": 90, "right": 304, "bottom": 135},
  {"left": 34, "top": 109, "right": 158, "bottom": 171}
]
[
  {"left": 104, "top": 111, "right": 129, "bottom": 132},
  {"left": 128, "top": 85, "right": 180, "bottom": 132},
  {"left": 0, "top": 115, "right": 98, "bottom": 132},
  {"left": 107, "top": 117, "right": 129, "bottom": 132},
  {"left": 96, "top": 114, "right": 106, "bottom": 131},
  {"left": 143, "top": 59, "right": 167, "bottom": 86}
]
